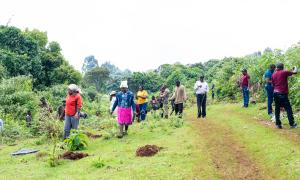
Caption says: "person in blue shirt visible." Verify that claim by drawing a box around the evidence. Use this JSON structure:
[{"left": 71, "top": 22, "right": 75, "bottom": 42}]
[
  {"left": 111, "top": 81, "right": 136, "bottom": 138},
  {"left": 264, "top": 64, "right": 276, "bottom": 120}
]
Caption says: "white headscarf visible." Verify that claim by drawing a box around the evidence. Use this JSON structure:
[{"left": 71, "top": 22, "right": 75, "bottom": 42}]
[{"left": 120, "top": 81, "right": 128, "bottom": 88}]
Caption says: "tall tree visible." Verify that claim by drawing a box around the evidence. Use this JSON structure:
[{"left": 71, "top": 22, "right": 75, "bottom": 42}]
[
  {"left": 83, "top": 67, "right": 110, "bottom": 92},
  {"left": 82, "top": 55, "right": 99, "bottom": 73}
]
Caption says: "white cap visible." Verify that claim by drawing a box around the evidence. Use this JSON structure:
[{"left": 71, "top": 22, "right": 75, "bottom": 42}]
[
  {"left": 120, "top": 81, "right": 128, "bottom": 88},
  {"left": 68, "top": 84, "right": 80, "bottom": 92}
]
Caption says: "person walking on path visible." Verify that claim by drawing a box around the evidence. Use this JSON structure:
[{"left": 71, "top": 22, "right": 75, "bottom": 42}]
[
  {"left": 240, "top": 69, "right": 250, "bottom": 108},
  {"left": 136, "top": 85, "right": 148, "bottom": 121},
  {"left": 111, "top": 81, "right": 136, "bottom": 138},
  {"left": 160, "top": 85, "right": 170, "bottom": 119},
  {"left": 194, "top": 75, "right": 209, "bottom": 119},
  {"left": 64, "top": 84, "right": 83, "bottom": 139},
  {"left": 264, "top": 64, "right": 276, "bottom": 121},
  {"left": 272, "top": 63, "right": 298, "bottom": 129},
  {"left": 170, "top": 80, "right": 187, "bottom": 118}
]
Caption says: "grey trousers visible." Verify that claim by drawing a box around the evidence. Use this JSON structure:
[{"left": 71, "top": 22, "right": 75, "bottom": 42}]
[{"left": 64, "top": 115, "right": 79, "bottom": 139}]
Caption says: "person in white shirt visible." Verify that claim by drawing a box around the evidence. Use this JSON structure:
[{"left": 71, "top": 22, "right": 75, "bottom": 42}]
[{"left": 194, "top": 75, "right": 209, "bottom": 119}]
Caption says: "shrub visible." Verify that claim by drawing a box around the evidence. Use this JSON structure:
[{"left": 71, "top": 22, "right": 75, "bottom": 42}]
[
  {"left": 92, "top": 157, "right": 105, "bottom": 168},
  {"left": 64, "top": 129, "right": 88, "bottom": 151}
]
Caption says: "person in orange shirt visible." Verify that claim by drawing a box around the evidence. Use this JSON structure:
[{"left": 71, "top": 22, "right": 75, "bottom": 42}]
[
  {"left": 136, "top": 85, "right": 148, "bottom": 121},
  {"left": 64, "top": 84, "right": 83, "bottom": 139}
]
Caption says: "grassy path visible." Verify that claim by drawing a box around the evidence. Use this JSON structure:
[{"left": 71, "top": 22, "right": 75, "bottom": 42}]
[
  {"left": 188, "top": 103, "right": 300, "bottom": 179},
  {"left": 1, "top": 103, "right": 300, "bottom": 179}
]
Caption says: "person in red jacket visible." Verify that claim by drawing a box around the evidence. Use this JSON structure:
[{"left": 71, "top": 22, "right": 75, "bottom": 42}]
[
  {"left": 272, "top": 63, "right": 298, "bottom": 129},
  {"left": 64, "top": 84, "right": 83, "bottom": 138}
]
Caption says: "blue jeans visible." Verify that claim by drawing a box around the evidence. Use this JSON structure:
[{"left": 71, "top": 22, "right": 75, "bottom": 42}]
[
  {"left": 139, "top": 103, "right": 148, "bottom": 121},
  {"left": 242, "top": 87, "right": 249, "bottom": 107},
  {"left": 64, "top": 115, "right": 79, "bottom": 139},
  {"left": 265, "top": 85, "right": 274, "bottom": 115}
]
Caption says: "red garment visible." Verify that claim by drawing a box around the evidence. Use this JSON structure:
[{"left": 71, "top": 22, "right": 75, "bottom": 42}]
[
  {"left": 240, "top": 74, "right": 250, "bottom": 88},
  {"left": 272, "top": 70, "right": 293, "bottom": 94},
  {"left": 65, "top": 94, "right": 83, "bottom": 116}
]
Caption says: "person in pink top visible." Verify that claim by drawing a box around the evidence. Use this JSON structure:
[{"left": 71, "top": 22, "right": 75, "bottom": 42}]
[{"left": 271, "top": 63, "right": 298, "bottom": 129}]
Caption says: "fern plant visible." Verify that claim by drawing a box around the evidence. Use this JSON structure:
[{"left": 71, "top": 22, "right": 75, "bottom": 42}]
[{"left": 64, "top": 129, "right": 88, "bottom": 151}]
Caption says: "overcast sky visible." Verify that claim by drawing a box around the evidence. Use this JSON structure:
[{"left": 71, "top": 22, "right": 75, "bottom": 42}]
[{"left": 1, "top": 0, "right": 300, "bottom": 71}]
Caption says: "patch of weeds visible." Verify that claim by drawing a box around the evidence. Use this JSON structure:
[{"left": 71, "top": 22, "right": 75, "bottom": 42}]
[
  {"left": 48, "top": 140, "right": 61, "bottom": 167},
  {"left": 35, "top": 135, "right": 47, "bottom": 146},
  {"left": 102, "top": 128, "right": 117, "bottom": 140},
  {"left": 64, "top": 130, "right": 88, "bottom": 151},
  {"left": 169, "top": 117, "right": 184, "bottom": 128},
  {"left": 92, "top": 157, "right": 106, "bottom": 168}
]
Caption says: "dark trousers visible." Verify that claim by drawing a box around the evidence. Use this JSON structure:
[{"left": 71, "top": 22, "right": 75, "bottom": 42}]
[
  {"left": 196, "top": 94, "right": 207, "bottom": 118},
  {"left": 242, "top": 87, "right": 249, "bottom": 107},
  {"left": 139, "top": 103, "right": 148, "bottom": 121},
  {"left": 265, "top": 85, "right": 274, "bottom": 115},
  {"left": 274, "top": 93, "right": 295, "bottom": 126},
  {"left": 174, "top": 103, "right": 183, "bottom": 117}
]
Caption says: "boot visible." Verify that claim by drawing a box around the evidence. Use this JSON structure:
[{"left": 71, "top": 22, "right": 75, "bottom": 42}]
[{"left": 117, "top": 125, "right": 124, "bottom": 138}]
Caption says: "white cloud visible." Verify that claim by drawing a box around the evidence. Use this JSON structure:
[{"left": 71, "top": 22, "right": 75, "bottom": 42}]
[{"left": 1, "top": 0, "right": 300, "bottom": 71}]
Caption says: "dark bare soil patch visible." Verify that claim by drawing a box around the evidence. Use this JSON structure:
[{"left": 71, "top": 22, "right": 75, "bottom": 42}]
[
  {"left": 61, "top": 151, "right": 89, "bottom": 160},
  {"left": 136, "top": 145, "right": 162, "bottom": 157}
]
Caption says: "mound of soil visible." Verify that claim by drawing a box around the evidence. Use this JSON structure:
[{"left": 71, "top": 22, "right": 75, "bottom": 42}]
[
  {"left": 84, "top": 132, "right": 102, "bottom": 139},
  {"left": 136, "top": 145, "right": 162, "bottom": 157},
  {"left": 61, "top": 151, "right": 88, "bottom": 160}
]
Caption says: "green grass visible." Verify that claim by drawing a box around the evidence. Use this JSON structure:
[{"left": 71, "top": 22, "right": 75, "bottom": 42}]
[
  {"left": 1, "top": 104, "right": 300, "bottom": 179},
  {"left": 0, "top": 115, "right": 218, "bottom": 180},
  {"left": 206, "top": 103, "right": 300, "bottom": 179}
]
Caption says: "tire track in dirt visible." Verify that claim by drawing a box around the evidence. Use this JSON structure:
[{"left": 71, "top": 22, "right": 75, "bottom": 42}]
[{"left": 191, "top": 117, "right": 270, "bottom": 180}]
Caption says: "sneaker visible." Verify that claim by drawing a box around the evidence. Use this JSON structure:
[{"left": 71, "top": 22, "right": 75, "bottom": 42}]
[
  {"left": 291, "top": 124, "right": 298, "bottom": 129},
  {"left": 123, "top": 131, "right": 128, "bottom": 136},
  {"left": 276, "top": 125, "right": 283, "bottom": 129}
]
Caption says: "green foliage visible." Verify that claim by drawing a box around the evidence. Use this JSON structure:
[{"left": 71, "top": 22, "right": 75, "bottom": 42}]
[
  {"left": 169, "top": 116, "right": 184, "bottom": 128},
  {"left": 92, "top": 157, "right": 106, "bottom": 168},
  {"left": 64, "top": 129, "right": 89, "bottom": 151},
  {"left": 48, "top": 140, "right": 61, "bottom": 167},
  {"left": 83, "top": 67, "right": 110, "bottom": 93},
  {"left": 0, "top": 25, "right": 81, "bottom": 89},
  {"left": 0, "top": 114, "right": 29, "bottom": 145},
  {"left": 0, "top": 76, "right": 38, "bottom": 120},
  {"left": 82, "top": 55, "right": 99, "bottom": 73}
]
